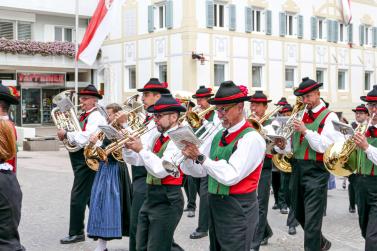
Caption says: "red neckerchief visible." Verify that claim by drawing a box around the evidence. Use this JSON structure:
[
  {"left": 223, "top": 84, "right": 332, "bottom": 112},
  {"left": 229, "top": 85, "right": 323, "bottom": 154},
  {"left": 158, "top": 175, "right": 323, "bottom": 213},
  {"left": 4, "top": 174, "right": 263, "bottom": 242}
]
[{"left": 153, "top": 134, "right": 170, "bottom": 153}]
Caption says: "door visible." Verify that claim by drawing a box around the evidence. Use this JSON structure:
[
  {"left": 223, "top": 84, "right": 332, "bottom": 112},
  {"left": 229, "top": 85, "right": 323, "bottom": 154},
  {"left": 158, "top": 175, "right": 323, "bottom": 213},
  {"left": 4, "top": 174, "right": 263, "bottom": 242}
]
[{"left": 22, "top": 88, "right": 41, "bottom": 125}]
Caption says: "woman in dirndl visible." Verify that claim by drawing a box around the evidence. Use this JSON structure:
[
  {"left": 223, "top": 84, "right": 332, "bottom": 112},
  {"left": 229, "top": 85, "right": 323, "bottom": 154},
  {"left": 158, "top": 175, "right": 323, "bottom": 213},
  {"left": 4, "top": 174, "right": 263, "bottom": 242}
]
[{"left": 87, "top": 103, "right": 132, "bottom": 251}]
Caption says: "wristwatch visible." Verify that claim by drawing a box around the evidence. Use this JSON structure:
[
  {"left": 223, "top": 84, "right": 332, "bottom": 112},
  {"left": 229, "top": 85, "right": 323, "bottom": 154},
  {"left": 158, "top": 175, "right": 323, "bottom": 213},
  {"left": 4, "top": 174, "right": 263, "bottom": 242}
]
[{"left": 195, "top": 154, "right": 206, "bottom": 164}]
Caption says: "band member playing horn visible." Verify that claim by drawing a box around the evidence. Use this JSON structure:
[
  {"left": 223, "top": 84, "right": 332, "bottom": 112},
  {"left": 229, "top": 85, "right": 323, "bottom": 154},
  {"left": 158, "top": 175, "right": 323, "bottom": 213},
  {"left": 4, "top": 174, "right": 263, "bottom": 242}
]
[
  {"left": 352, "top": 86, "right": 377, "bottom": 251},
  {"left": 275, "top": 77, "right": 343, "bottom": 251},
  {"left": 127, "top": 78, "right": 171, "bottom": 251},
  {"left": 181, "top": 81, "right": 266, "bottom": 251},
  {"left": 248, "top": 90, "right": 274, "bottom": 250},
  {"left": 57, "top": 84, "right": 107, "bottom": 244},
  {"left": 86, "top": 103, "right": 132, "bottom": 251},
  {"left": 123, "top": 93, "right": 185, "bottom": 251}
]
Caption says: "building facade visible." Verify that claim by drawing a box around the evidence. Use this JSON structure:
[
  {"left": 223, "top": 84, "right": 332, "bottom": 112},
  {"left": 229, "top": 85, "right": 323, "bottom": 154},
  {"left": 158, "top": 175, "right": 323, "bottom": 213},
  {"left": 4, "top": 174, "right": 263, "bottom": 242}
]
[
  {"left": 99, "top": 0, "right": 377, "bottom": 118},
  {"left": 0, "top": 0, "right": 98, "bottom": 126}
]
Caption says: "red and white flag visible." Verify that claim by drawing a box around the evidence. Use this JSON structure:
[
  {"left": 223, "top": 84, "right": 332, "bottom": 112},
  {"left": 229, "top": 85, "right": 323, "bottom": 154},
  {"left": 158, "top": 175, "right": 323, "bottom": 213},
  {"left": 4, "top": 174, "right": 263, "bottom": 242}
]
[
  {"left": 340, "top": 0, "right": 352, "bottom": 25},
  {"left": 77, "top": 0, "right": 124, "bottom": 65}
]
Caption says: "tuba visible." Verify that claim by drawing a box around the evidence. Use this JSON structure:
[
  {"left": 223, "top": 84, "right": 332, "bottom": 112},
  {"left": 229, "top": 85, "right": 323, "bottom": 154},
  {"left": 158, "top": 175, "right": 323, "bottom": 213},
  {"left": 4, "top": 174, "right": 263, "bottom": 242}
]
[
  {"left": 272, "top": 153, "right": 292, "bottom": 173},
  {"left": 51, "top": 90, "right": 82, "bottom": 152},
  {"left": 323, "top": 114, "right": 375, "bottom": 177}
]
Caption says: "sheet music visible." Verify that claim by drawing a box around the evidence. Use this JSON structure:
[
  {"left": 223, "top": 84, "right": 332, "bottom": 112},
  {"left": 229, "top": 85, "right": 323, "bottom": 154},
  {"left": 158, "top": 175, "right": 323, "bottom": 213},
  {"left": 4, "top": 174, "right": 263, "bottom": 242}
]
[
  {"left": 98, "top": 125, "right": 123, "bottom": 140},
  {"left": 168, "top": 126, "right": 202, "bottom": 150},
  {"left": 57, "top": 98, "right": 74, "bottom": 112},
  {"left": 332, "top": 121, "right": 354, "bottom": 136}
]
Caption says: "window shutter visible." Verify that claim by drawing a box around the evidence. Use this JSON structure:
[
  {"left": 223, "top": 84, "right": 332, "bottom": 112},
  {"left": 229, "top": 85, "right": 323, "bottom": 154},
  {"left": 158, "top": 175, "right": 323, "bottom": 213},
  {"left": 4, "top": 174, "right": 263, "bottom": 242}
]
[
  {"left": 311, "top": 16, "right": 317, "bottom": 40},
  {"left": 265, "top": 10, "right": 272, "bottom": 35},
  {"left": 297, "top": 15, "right": 303, "bottom": 39},
  {"left": 245, "top": 7, "right": 252, "bottom": 33},
  {"left": 148, "top": 5, "right": 154, "bottom": 33},
  {"left": 17, "top": 22, "right": 32, "bottom": 40},
  {"left": 279, "top": 12, "right": 286, "bottom": 36},
  {"left": 229, "top": 4, "right": 236, "bottom": 31},
  {"left": 0, "top": 21, "right": 14, "bottom": 40},
  {"left": 348, "top": 23, "right": 353, "bottom": 44},
  {"left": 333, "top": 21, "right": 338, "bottom": 42},
  {"left": 206, "top": 1, "right": 214, "bottom": 28},
  {"left": 166, "top": 0, "right": 173, "bottom": 29},
  {"left": 327, "top": 20, "right": 332, "bottom": 42},
  {"left": 373, "top": 27, "right": 377, "bottom": 47},
  {"left": 359, "top": 24, "right": 365, "bottom": 46}
]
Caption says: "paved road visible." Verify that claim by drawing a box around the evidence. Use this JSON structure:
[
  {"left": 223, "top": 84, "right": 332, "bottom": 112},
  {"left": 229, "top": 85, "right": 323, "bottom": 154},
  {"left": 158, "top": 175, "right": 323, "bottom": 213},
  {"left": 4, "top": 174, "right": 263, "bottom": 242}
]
[{"left": 16, "top": 150, "right": 364, "bottom": 251}]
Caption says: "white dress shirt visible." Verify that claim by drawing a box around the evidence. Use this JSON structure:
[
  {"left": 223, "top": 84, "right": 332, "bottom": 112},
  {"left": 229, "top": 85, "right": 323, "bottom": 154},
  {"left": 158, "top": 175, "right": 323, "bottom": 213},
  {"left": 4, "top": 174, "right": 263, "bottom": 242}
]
[
  {"left": 0, "top": 163, "right": 13, "bottom": 171},
  {"left": 181, "top": 118, "right": 266, "bottom": 186},
  {"left": 66, "top": 107, "right": 107, "bottom": 149}
]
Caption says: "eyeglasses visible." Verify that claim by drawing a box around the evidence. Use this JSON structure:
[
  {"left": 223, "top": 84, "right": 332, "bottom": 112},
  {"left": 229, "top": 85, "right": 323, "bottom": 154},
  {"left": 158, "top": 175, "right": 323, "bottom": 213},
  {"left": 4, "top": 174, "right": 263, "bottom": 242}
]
[
  {"left": 367, "top": 103, "right": 377, "bottom": 108},
  {"left": 153, "top": 112, "right": 175, "bottom": 119},
  {"left": 215, "top": 104, "right": 237, "bottom": 114}
]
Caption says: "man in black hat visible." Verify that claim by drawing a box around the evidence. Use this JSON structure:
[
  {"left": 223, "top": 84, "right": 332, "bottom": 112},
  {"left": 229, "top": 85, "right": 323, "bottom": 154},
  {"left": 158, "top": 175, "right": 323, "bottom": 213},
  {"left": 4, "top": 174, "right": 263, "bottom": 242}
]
[
  {"left": 181, "top": 81, "right": 266, "bottom": 251},
  {"left": 123, "top": 93, "right": 185, "bottom": 251},
  {"left": 275, "top": 77, "right": 343, "bottom": 251},
  {"left": 57, "top": 84, "right": 107, "bottom": 244},
  {"left": 248, "top": 90, "right": 274, "bottom": 250},
  {"left": 352, "top": 86, "right": 377, "bottom": 251},
  {"left": 125, "top": 78, "right": 172, "bottom": 251}
]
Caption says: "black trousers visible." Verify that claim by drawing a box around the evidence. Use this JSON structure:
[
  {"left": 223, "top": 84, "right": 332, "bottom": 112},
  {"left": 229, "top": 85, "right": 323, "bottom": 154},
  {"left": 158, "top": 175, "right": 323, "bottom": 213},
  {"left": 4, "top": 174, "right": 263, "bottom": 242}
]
[
  {"left": 250, "top": 158, "right": 272, "bottom": 249},
  {"left": 280, "top": 172, "right": 298, "bottom": 227},
  {"left": 183, "top": 175, "right": 197, "bottom": 211},
  {"left": 136, "top": 185, "right": 183, "bottom": 251},
  {"left": 194, "top": 176, "right": 209, "bottom": 232},
  {"left": 208, "top": 191, "right": 258, "bottom": 251},
  {"left": 68, "top": 149, "right": 96, "bottom": 236},
  {"left": 348, "top": 174, "right": 356, "bottom": 210},
  {"left": 271, "top": 170, "right": 281, "bottom": 207},
  {"left": 355, "top": 175, "right": 377, "bottom": 251},
  {"left": 291, "top": 159, "right": 329, "bottom": 251}
]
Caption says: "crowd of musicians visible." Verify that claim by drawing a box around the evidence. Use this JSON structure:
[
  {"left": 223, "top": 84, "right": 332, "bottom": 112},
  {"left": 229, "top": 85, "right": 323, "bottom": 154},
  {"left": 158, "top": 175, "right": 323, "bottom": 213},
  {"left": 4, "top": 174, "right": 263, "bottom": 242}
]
[{"left": 1, "top": 75, "right": 377, "bottom": 251}]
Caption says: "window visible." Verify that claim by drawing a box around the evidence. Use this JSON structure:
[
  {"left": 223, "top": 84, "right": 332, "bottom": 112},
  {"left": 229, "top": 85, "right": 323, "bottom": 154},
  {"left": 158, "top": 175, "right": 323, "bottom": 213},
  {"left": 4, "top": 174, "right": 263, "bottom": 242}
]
[
  {"left": 0, "top": 21, "right": 14, "bottom": 39},
  {"left": 316, "top": 69, "right": 325, "bottom": 89},
  {"left": 286, "top": 14, "right": 294, "bottom": 36},
  {"left": 339, "top": 23, "right": 344, "bottom": 42},
  {"left": 252, "top": 66, "right": 262, "bottom": 87},
  {"left": 318, "top": 19, "right": 323, "bottom": 39},
  {"left": 252, "top": 9, "right": 262, "bottom": 32},
  {"left": 363, "top": 26, "right": 372, "bottom": 46},
  {"left": 214, "top": 63, "right": 225, "bottom": 86},
  {"left": 128, "top": 67, "right": 136, "bottom": 89},
  {"left": 158, "top": 5, "right": 166, "bottom": 29},
  {"left": 0, "top": 20, "right": 32, "bottom": 40},
  {"left": 365, "top": 71, "right": 372, "bottom": 91},
  {"left": 158, "top": 64, "right": 167, "bottom": 83},
  {"left": 338, "top": 70, "right": 346, "bottom": 90},
  {"left": 285, "top": 68, "right": 295, "bottom": 88},
  {"left": 55, "top": 27, "right": 74, "bottom": 42},
  {"left": 214, "top": 3, "right": 224, "bottom": 28}
]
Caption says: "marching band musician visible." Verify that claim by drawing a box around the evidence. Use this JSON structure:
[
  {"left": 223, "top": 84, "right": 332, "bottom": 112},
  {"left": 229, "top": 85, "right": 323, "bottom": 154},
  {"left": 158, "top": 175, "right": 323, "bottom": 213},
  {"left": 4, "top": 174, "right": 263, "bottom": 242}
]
[
  {"left": 57, "top": 84, "right": 107, "bottom": 244},
  {"left": 128, "top": 78, "right": 171, "bottom": 251},
  {"left": 275, "top": 77, "right": 343, "bottom": 251},
  {"left": 123, "top": 93, "right": 186, "bottom": 251},
  {"left": 181, "top": 81, "right": 266, "bottom": 251},
  {"left": 248, "top": 90, "right": 274, "bottom": 250},
  {"left": 352, "top": 86, "right": 377, "bottom": 251},
  {"left": 86, "top": 103, "right": 132, "bottom": 251}
]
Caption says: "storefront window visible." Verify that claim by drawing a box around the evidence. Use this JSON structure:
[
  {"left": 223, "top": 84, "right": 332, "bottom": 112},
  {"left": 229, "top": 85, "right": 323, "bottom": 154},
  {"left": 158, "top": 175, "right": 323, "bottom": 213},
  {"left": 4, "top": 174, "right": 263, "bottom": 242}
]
[{"left": 22, "top": 89, "right": 41, "bottom": 124}]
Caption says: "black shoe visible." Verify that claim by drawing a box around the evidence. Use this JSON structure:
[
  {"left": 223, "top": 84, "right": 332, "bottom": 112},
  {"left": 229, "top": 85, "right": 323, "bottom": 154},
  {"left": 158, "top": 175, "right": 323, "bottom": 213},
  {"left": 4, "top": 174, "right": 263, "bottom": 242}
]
[
  {"left": 187, "top": 211, "right": 195, "bottom": 218},
  {"left": 272, "top": 203, "right": 279, "bottom": 210},
  {"left": 321, "top": 239, "right": 331, "bottom": 251},
  {"left": 349, "top": 206, "right": 356, "bottom": 213},
  {"left": 260, "top": 237, "right": 269, "bottom": 246},
  {"left": 280, "top": 208, "right": 288, "bottom": 214},
  {"left": 190, "top": 231, "right": 208, "bottom": 239},
  {"left": 288, "top": 226, "right": 296, "bottom": 235},
  {"left": 60, "top": 234, "right": 85, "bottom": 244}
]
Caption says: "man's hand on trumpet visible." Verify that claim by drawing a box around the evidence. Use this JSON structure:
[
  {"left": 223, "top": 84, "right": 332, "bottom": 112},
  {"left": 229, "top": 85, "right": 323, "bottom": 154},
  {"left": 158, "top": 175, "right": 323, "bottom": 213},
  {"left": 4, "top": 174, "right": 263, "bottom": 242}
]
[
  {"left": 293, "top": 119, "right": 307, "bottom": 135},
  {"left": 181, "top": 140, "right": 201, "bottom": 160},
  {"left": 354, "top": 132, "right": 369, "bottom": 151},
  {"left": 124, "top": 135, "right": 143, "bottom": 153}
]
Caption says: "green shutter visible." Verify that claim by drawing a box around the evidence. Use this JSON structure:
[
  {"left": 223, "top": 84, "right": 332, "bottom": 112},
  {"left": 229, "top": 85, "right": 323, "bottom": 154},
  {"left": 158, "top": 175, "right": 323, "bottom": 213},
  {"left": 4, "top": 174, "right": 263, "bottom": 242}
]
[
  {"left": 265, "top": 10, "right": 272, "bottom": 35},
  {"left": 333, "top": 20, "right": 338, "bottom": 42},
  {"left": 245, "top": 7, "right": 252, "bottom": 33},
  {"left": 148, "top": 5, "right": 154, "bottom": 33},
  {"left": 359, "top": 24, "right": 365, "bottom": 46},
  {"left": 327, "top": 20, "right": 332, "bottom": 42},
  {"left": 279, "top": 12, "right": 286, "bottom": 37},
  {"left": 229, "top": 4, "right": 236, "bottom": 31},
  {"left": 348, "top": 23, "right": 353, "bottom": 44},
  {"left": 166, "top": 0, "right": 173, "bottom": 29},
  {"left": 311, "top": 16, "right": 317, "bottom": 40},
  {"left": 206, "top": 0, "right": 214, "bottom": 28},
  {"left": 372, "top": 27, "right": 377, "bottom": 47},
  {"left": 297, "top": 15, "right": 303, "bottom": 39}
]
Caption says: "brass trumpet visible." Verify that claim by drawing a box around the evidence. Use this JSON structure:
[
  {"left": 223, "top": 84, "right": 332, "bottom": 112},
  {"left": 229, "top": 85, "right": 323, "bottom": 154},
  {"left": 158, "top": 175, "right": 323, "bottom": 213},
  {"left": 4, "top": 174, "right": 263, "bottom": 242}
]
[
  {"left": 248, "top": 106, "right": 283, "bottom": 135},
  {"left": 179, "top": 106, "right": 216, "bottom": 129}
]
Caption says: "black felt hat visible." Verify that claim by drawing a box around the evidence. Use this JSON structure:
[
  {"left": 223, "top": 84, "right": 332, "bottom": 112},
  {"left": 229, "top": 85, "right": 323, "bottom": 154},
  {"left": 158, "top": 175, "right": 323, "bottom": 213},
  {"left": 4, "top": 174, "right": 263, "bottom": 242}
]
[
  {"left": 137, "top": 78, "right": 170, "bottom": 94},
  {"left": 294, "top": 77, "right": 323, "bottom": 96},
  {"left": 78, "top": 84, "right": 103, "bottom": 99},
  {"left": 249, "top": 91, "right": 272, "bottom": 103},
  {"left": 361, "top": 85, "right": 377, "bottom": 102},
  {"left": 352, "top": 104, "right": 369, "bottom": 114},
  {"left": 192, "top": 85, "right": 214, "bottom": 99},
  {"left": 147, "top": 93, "right": 187, "bottom": 113},
  {"left": 0, "top": 83, "right": 19, "bottom": 105},
  {"left": 279, "top": 104, "right": 293, "bottom": 113},
  {"left": 208, "top": 81, "right": 250, "bottom": 105},
  {"left": 275, "top": 97, "right": 288, "bottom": 106}
]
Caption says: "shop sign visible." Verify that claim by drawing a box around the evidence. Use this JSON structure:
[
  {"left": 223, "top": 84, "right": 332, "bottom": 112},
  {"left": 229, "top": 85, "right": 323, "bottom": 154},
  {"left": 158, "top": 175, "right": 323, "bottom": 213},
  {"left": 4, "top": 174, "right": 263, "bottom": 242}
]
[
  {"left": 1, "top": 80, "right": 17, "bottom": 86},
  {"left": 17, "top": 73, "right": 65, "bottom": 87}
]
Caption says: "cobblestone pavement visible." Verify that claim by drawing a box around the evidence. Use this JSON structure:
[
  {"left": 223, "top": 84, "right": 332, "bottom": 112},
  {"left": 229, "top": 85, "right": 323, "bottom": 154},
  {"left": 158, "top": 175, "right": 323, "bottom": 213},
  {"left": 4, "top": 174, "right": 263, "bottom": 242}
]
[{"left": 17, "top": 150, "right": 364, "bottom": 251}]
